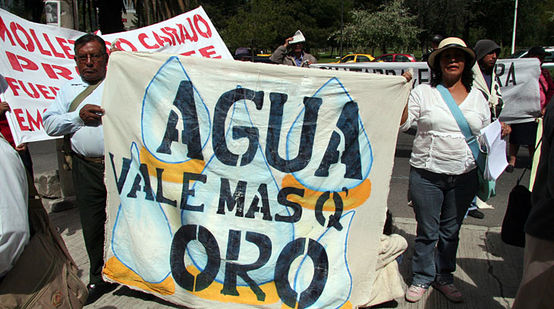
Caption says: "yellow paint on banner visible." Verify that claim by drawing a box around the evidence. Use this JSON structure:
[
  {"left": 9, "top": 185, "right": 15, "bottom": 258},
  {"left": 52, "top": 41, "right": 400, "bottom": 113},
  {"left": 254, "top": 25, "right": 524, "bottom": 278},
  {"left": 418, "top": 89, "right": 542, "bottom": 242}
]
[
  {"left": 103, "top": 256, "right": 175, "bottom": 295},
  {"left": 282, "top": 174, "right": 371, "bottom": 211},
  {"left": 139, "top": 147, "right": 205, "bottom": 182}
]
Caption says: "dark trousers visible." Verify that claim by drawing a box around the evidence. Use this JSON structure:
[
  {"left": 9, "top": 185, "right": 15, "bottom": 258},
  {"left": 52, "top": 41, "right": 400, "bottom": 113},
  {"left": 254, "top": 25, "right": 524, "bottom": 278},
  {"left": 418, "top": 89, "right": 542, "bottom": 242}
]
[
  {"left": 72, "top": 155, "right": 107, "bottom": 285},
  {"left": 19, "top": 147, "right": 33, "bottom": 176}
]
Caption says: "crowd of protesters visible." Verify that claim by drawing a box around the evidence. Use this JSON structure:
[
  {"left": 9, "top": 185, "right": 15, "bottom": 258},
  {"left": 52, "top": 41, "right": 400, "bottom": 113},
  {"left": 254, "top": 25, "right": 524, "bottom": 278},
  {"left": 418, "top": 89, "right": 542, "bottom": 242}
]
[{"left": 0, "top": 28, "right": 552, "bottom": 308}]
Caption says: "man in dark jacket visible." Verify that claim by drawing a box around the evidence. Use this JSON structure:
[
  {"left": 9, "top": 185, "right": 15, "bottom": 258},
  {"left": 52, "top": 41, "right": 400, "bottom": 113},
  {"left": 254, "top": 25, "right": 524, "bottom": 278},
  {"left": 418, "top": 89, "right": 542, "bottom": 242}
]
[
  {"left": 512, "top": 96, "right": 554, "bottom": 308},
  {"left": 270, "top": 30, "right": 317, "bottom": 67}
]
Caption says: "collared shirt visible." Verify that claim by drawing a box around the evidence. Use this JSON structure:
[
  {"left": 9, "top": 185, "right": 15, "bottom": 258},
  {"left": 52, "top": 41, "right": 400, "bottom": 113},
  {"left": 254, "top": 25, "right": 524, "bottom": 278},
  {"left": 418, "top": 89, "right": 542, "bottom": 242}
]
[
  {"left": 294, "top": 52, "right": 304, "bottom": 67},
  {"left": 0, "top": 134, "right": 29, "bottom": 277},
  {"left": 400, "top": 84, "right": 491, "bottom": 175},
  {"left": 43, "top": 78, "right": 104, "bottom": 157}
]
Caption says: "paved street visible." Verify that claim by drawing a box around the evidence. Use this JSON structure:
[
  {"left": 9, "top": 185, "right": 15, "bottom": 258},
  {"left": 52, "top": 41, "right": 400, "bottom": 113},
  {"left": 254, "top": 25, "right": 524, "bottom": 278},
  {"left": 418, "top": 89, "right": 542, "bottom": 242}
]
[{"left": 29, "top": 132, "right": 528, "bottom": 308}]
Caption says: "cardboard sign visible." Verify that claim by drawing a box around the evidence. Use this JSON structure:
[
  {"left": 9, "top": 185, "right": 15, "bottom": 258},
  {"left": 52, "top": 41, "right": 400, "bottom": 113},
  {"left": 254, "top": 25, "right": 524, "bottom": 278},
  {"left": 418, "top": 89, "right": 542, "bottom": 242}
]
[
  {"left": 0, "top": 7, "right": 231, "bottom": 144},
  {"left": 102, "top": 52, "right": 411, "bottom": 308}
]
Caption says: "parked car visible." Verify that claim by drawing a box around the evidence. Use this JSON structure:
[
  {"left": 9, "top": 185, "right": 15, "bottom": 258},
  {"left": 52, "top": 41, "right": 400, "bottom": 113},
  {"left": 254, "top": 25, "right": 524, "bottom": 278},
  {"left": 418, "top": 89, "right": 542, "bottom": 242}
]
[
  {"left": 373, "top": 53, "right": 416, "bottom": 62},
  {"left": 510, "top": 46, "right": 554, "bottom": 69},
  {"left": 510, "top": 49, "right": 528, "bottom": 59},
  {"left": 510, "top": 46, "right": 554, "bottom": 63},
  {"left": 234, "top": 47, "right": 274, "bottom": 63},
  {"left": 335, "top": 53, "right": 375, "bottom": 63}
]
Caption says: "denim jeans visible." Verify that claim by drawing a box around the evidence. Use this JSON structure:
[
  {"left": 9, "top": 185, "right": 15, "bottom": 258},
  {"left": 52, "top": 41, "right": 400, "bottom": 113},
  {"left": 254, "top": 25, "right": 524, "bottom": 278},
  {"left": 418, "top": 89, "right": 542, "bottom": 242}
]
[{"left": 409, "top": 167, "right": 478, "bottom": 287}]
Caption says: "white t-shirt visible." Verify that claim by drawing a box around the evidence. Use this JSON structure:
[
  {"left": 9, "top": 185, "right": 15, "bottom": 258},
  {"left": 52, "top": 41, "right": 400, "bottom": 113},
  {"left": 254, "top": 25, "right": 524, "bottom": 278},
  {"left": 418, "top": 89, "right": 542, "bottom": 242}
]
[
  {"left": 0, "top": 134, "right": 29, "bottom": 277},
  {"left": 400, "top": 84, "right": 491, "bottom": 175}
]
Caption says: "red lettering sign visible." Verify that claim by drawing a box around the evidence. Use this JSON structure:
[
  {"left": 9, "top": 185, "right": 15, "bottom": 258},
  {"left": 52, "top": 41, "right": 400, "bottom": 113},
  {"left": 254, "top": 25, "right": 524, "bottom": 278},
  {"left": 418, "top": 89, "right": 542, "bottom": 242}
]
[
  {"left": 4, "top": 77, "right": 61, "bottom": 100},
  {"left": 0, "top": 16, "right": 15, "bottom": 46},
  {"left": 26, "top": 108, "right": 43, "bottom": 131},
  {"left": 56, "top": 37, "right": 73, "bottom": 58},
  {"left": 138, "top": 33, "right": 159, "bottom": 49},
  {"left": 29, "top": 28, "right": 52, "bottom": 56},
  {"left": 199, "top": 45, "right": 220, "bottom": 59},
  {"left": 6, "top": 51, "right": 39, "bottom": 72},
  {"left": 11, "top": 22, "right": 34, "bottom": 51},
  {"left": 160, "top": 27, "right": 178, "bottom": 45},
  {"left": 194, "top": 15, "right": 212, "bottom": 39},
  {"left": 180, "top": 50, "right": 196, "bottom": 56},
  {"left": 42, "top": 63, "right": 74, "bottom": 80},
  {"left": 43, "top": 33, "right": 65, "bottom": 58},
  {"left": 115, "top": 38, "right": 137, "bottom": 51},
  {"left": 13, "top": 108, "right": 30, "bottom": 131}
]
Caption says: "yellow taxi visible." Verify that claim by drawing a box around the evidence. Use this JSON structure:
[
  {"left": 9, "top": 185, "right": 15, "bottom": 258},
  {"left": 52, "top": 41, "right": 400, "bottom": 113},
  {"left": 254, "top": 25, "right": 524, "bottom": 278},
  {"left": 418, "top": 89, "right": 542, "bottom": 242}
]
[{"left": 335, "top": 53, "right": 375, "bottom": 63}]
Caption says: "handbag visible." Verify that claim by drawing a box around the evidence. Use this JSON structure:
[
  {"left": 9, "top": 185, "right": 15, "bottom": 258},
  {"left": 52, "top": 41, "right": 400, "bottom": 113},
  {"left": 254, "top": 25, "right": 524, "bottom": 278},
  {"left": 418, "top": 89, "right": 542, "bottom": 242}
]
[
  {"left": 436, "top": 84, "right": 496, "bottom": 201},
  {"left": 501, "top": 170, "right": 531, "bottom": 247},
  {"left": 500, "top": 138, "right": 542, "bottom": 247},
  {"left": 0, "top": 172, "right": 88, "bottom": 308}
]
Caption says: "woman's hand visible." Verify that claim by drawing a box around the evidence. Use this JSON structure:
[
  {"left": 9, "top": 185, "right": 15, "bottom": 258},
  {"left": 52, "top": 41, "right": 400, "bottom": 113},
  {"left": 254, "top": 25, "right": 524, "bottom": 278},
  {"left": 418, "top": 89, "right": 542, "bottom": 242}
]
[
  {"left": 500, "top": 122, "right": 511, "bottom": 137},
  {"left": 402, "top": 71, "right": 413, "bottom": 82},
  {"left": 399, "top": 70, "right": 414, "bottom": 126},
  {"left": 0, "top": 101, "right": 10, "bottom": 116},
  {"left": 110, "top": 39, "right": 122, "bottom": 53},
  {"left": 15, "top": 143, "right": 27, "bottom": 152}
]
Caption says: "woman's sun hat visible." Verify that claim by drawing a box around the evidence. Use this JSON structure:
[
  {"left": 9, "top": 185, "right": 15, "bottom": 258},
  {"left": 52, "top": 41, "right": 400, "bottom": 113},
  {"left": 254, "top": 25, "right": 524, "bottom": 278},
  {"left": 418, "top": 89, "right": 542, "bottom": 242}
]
[{"left": 427, "top": 37, "right": 475, "bottom": 70}]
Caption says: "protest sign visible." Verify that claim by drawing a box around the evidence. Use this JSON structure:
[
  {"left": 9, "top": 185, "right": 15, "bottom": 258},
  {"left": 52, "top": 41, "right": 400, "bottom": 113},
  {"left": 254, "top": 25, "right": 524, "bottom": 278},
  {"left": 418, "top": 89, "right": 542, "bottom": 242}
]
[
  {"left": 102, "top": 52, "right": 412, "bottom": 308},
  {"left": 313, "top": 59, "right": 541, "bottom": 123},
  {"left": 0, "top": 7, "right": 231, "bottom": 145}
]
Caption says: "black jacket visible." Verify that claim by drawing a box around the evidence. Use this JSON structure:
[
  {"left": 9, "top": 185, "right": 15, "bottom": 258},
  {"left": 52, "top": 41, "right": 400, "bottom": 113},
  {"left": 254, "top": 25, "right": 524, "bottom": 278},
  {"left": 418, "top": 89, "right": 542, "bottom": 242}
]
[{"left": 526, "top": 99, "right": 554, "bottom": 240}]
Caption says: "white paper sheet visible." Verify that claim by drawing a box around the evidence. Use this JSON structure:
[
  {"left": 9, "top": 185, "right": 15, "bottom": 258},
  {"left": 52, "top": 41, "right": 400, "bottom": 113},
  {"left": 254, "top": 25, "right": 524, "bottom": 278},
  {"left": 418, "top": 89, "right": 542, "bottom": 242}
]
[{"left": 480, "top": 120, "right": 508, "bottom": 180}]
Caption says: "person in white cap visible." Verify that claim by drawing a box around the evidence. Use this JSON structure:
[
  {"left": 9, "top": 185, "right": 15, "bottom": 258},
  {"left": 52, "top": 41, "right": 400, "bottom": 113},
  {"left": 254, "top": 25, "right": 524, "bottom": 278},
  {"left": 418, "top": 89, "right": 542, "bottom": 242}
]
[
  {"left": 270, "top": 30, "right": 317, "bottom": 67},
  {"left": 400, "top": 37, "right": 490, "bottom": 303}
]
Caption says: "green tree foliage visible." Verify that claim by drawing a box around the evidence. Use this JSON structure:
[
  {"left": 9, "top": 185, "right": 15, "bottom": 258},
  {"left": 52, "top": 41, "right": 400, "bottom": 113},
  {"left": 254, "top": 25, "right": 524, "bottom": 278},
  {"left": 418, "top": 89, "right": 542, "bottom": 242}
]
[
  {"left": 222, "top": 0, "right": 351, "bottom": 54},
  {"left": 406, "top": 0, "right": 553, "bottom": 54},
  {"left": 371, "top": 0, "right": 421, "bottom": 52},
  {"left": 6, "top": 0, "right": 549, "bottom": 55},
  {"left": 221, "top": 0, "right": 295, "bottom": 52},
  {"left": 515, "top": 0, "right": 554, "bottom": 48},
  {"left": 132, "top": 0, "right": 203, "bottom": 27},
  {"left": 336, "top": 0, "right": 421, "bottom": 53}
]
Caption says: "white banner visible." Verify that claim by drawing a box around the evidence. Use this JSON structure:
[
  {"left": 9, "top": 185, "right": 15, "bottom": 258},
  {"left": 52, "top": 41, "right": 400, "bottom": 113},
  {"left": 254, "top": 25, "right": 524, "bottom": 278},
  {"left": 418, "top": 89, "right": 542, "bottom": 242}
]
[
  {"left": 0, "top": 7, "right": 232, "bottom": 145},
  {"left": 102, "top": 52, "right": 412, "bottom": 308},
  {"left": 313, "top": 59, "right": 541, "bottom": 123}
]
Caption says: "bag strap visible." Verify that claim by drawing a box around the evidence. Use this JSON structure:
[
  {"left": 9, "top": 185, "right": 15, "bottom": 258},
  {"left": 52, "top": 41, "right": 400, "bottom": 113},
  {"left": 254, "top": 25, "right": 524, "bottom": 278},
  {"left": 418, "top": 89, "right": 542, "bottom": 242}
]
[
  {"left": 436, "top": 84, "right": 485, "bottom": 170},
  {"left": 63, "top": 81, "right": 103, "bottom": 159},
  {"left": 68, "top": 81, "right": 102, "bottom": 113}
]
